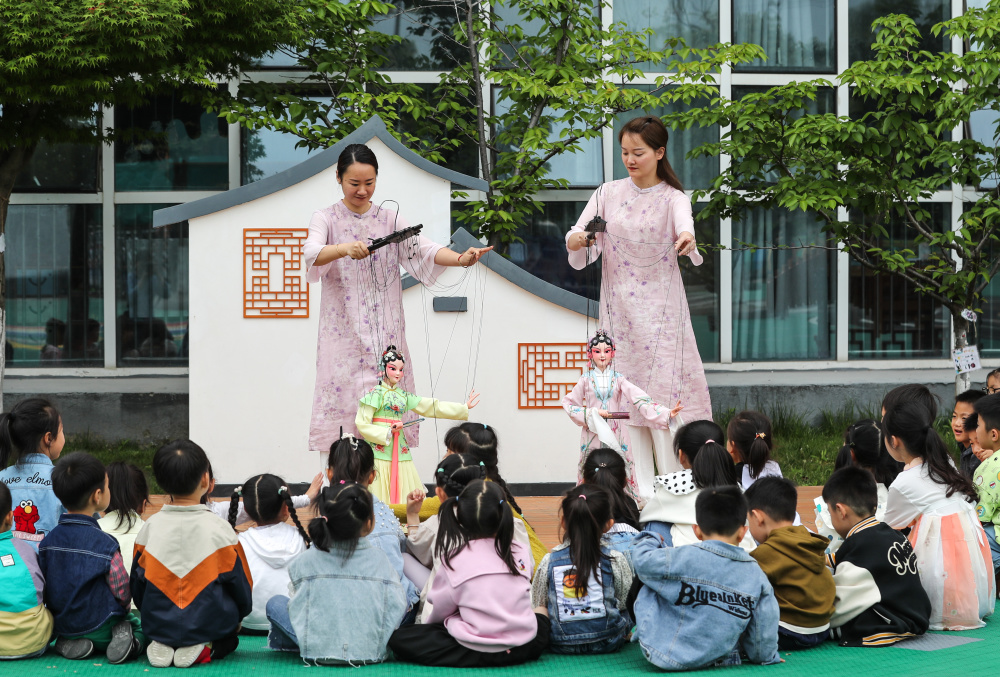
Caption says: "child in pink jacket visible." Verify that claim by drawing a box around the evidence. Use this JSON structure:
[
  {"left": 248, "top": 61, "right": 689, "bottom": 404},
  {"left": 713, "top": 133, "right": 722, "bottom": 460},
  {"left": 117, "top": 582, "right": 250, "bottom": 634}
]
[{"left": 389, "top": 480, "right": 549, "bottom": 666}]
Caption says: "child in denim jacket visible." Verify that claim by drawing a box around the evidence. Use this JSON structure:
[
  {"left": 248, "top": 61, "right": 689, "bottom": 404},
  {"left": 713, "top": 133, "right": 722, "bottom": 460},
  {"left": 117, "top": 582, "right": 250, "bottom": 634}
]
[
  {"left": 531, "top": 484, "right": 632, "bottom": 654},
  {"left": 38, "top": 453, "right": 144, "bottom": 663},
  {"left": 0, "top": 398, "right": 66, "bottom": 549},
  {"left": 633, "top": 486, "right": 780, "bottom": 670}
]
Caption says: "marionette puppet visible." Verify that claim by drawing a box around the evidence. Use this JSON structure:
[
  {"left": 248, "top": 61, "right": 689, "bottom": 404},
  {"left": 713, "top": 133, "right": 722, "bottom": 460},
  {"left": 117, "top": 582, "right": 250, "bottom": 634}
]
[
  {"left": 356, "top": 346, "right": 479, "bottom": 505},
  {"left": 562, "top": 331, "right": 683, "bottom": 502}
]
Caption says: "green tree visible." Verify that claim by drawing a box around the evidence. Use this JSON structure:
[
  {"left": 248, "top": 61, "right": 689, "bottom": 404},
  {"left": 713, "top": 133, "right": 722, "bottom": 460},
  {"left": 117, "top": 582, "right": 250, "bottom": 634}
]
[
  {"left": 216, "top": 0, "right": 760, "bottom": 247},
  {"left": 0, "top": 0, "right": 297, "bottom": 399},
  {"left": 673, "top": 3, "right": 1000, "bottom": 393}
]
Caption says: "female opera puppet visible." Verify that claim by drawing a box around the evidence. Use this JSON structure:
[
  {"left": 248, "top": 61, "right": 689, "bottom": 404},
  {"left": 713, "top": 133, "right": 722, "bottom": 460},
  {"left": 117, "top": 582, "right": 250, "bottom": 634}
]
[
  {"left": 356, "top": 346, "right": 479, "bottom": 504},
  {"left": 562, "top": 331, "right": 683, "bottom": 503}
]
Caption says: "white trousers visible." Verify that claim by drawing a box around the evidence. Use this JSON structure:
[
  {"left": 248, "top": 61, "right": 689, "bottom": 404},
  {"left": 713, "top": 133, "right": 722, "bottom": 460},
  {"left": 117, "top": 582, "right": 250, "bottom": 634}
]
[{"left": 630, "top": 425, "right": 684, "bottom": 504}]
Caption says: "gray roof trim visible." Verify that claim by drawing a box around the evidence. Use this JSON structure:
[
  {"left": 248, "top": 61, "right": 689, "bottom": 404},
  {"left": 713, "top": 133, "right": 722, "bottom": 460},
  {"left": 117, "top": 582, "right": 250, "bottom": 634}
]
[
  {"left": 152, "top": 115, "right": 489, "bottom": 228},
  {"left": 402, "top": 228, "right": 598, "bottom": 319}
]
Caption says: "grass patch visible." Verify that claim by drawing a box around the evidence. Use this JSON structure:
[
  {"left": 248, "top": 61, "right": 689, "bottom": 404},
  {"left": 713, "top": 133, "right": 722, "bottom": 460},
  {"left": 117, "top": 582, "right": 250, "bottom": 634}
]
[
  {"left": 713, "top": 403, "right": 960, "bottom": 487},
  {"left": 67, "top": 433, "right": 165, "bottom": 493}
]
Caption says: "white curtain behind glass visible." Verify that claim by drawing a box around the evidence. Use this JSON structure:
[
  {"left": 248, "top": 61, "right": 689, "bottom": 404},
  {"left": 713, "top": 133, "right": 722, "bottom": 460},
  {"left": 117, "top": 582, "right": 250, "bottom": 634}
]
[
  {"left": 733, "top": 209, "right": 834, "bottom": 360},
  {"left": 734, "top": 0, "right": 834, "bottom": 70}
]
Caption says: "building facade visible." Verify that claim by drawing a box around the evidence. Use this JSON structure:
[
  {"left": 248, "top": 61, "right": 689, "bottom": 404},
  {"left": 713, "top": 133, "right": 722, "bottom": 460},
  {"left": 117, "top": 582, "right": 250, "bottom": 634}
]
[{"left": 6, "top": 0, "right": 997, "bottom": 432}]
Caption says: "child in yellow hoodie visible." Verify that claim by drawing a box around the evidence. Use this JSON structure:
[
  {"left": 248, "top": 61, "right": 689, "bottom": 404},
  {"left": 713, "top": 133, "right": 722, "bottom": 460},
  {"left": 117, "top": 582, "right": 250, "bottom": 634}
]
[{"left": 746, "top": 477, "right": 835, "bottom": 650}]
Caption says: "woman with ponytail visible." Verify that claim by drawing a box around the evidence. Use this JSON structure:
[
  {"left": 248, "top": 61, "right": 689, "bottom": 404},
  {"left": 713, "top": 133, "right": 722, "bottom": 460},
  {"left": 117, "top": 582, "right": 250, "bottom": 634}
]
[
  {"left": 264, "top": 483, "right": 407, "bottom": 664},
  {"left": 530, "top": 484, "right": 632, "bottom": 654},
  {"left": 727, "top": 411, "right": 782, "bottom": 489},
  {"left": 225, "top": 474, "right": 309, "bottom": 633},
  {"left": 882, "top": 400, "right": 995, "bottom": 630},
  {"left": 565, "top": 115, "right": 713, "bottom": 492},
  {"left": 448, "top": 422, "right": 548, "bottom": 567},
  {"left": 639, "top": 420, "right": 755, "bottom": 551},
  {"left": 389, "top": 480, "right": 549, "bottom": 667}
]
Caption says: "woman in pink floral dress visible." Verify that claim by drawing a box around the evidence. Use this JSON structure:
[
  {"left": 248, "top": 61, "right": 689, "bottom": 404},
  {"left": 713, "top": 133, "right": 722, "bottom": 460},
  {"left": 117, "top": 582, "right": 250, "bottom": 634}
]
[
  {"left": 565, "top": 116, "right": 712, "bottom": 502},
  {"left": 303, "top": 144, "right": 490, "bottom": 453}
]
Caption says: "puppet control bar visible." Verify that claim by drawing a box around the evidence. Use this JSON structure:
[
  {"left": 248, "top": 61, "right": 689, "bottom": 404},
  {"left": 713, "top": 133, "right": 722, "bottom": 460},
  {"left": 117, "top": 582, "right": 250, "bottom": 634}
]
[{"left": 368, "top": 224, "right": 423, "bottom": 252}]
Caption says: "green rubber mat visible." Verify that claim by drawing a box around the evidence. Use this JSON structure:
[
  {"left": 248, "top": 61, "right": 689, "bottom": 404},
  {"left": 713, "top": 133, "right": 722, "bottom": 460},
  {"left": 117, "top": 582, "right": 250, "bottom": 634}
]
[{"left": 11, "top": 617, "right": 997, "bottom": 675}]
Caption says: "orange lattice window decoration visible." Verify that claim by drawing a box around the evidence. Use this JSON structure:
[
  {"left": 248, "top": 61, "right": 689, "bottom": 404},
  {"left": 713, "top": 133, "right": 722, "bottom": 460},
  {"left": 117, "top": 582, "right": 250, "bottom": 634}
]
[
  {"left": 518, "top": 343, "right": 589, "bottom": 409},
  {"left": 243, "top": 229, "right": 309, "bottom": 318}
]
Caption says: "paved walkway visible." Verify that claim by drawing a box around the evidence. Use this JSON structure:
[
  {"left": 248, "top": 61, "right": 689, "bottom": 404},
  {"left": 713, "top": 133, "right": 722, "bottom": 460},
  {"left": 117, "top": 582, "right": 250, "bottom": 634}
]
[{"left": 148, "top": 487, "right": 823, "bottom": 550}]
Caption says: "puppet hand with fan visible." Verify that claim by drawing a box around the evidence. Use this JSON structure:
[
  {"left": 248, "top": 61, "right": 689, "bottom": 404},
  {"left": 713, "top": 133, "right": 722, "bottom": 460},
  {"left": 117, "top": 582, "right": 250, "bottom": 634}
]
[
  {"left": 355, "top": 345, "right": 479, "bottom": 505},
  {"left": 561, "top": 330, "right": 682, "bottom": 504}
]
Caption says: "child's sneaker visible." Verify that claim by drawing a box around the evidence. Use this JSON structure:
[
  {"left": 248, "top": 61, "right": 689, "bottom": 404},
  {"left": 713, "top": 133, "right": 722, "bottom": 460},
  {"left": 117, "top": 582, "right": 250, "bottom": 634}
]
[
  {"left": 172, "top": 643, "right": 209, "bottom": 668},
  {"left": 146, "top": 641, "right": 175, "bottom": 668},
  {"left": 106, "top": 618, "right": 138, "bottom": 664},
  {"left": 54, "top": 637, "right": 95, "bottom": 659}
]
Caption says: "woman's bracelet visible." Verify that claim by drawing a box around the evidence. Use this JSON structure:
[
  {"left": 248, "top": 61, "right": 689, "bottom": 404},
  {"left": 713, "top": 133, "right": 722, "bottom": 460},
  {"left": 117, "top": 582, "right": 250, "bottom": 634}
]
[{"left": 459, "top": 252, "right": 472, "bottom": 268}]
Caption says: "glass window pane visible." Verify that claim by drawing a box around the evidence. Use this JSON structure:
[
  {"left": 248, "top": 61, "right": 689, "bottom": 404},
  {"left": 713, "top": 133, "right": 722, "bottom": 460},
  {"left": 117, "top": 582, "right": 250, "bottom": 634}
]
[
  {"left": 615, "top": 0, "right": 720, "bottom": 71},
  {"left": 492, "top": 91, "right": 603, "bottom": 187},
  {"left": 250, "top": 49, "right": 304, "bottom": 69},
  {"left": 683, "top": 205, "right": 720, "bottom": 362},
  {"left": 733, "top": 208, "right": 836, "bottom": 360},
  {"left": 242, "top": 127, "right": 322, "bottom": 184},
  {"left": 968, "top": 205, "right": 1000, "bottom": 359},
  {"left": 733, "top": 0, "right": 836, "bottom": 72},
  {"left": 115, "top": 205, "right": 189, "bottom": 366},
  {"left": 968, "top": 109, "right": 999, "bottom": 190},
  {"left": 115, "top": 94, "right": 229, "bottom": 191},
  {"left": 14, "top": 120, "right": 100, "bottom": 193},
  {"left": 371, "top": 1, "right": 468, "bottom": 70},
  {"left": 849, "top": 0, "right": 949, "bottom": 64},
  {"left": 848, "top": 204, "right": 949, "bottom": 359},
  {"left": 4, "top": 205, "right": 103, "bottom": 367},
  {"left": 613, "top": 87, "right": 719, "bottom": 191}
]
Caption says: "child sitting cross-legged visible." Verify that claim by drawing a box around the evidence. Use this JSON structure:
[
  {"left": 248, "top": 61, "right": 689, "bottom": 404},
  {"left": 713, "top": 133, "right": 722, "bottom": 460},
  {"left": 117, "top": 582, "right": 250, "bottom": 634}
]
[
  {"left": 265, "top": 482, "right": 407, "bottom": 664},
  {"left": 632, "top": 486, "right": 780, "bottom": 670},
  {"left": 227, "top": 474, "right": 311, "bottom": 633},
  {"left": 0, "top": 480, "right": 54, "bottom": 660},
  {"left": 822, "top": 466, "right": 931, "bottom": 646},
  {"left": 745, "top": 477, "right": 835, "bottom": 649},
  {"left": 38, "top": 452, "right": 144, "bottom": 663},
  {"left": 389, "top": 480, "right": 549, "bottom": 667},
  {"left": 530, "top": 484, "right": 632, "bottom": 654},
  {"left": 132, "top": 440, "right": 253, "bottom": 668}
]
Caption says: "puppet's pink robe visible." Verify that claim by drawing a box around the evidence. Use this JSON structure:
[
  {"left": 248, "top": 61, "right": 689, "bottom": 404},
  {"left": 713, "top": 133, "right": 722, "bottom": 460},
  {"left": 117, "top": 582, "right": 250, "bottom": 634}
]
[
  {"left": 303, "top": 201, "right": 444, "bottom": 452},
  {"left": 562, "top": 367, "right": 678, "bottom": 501},
  {"left": 565, "top": 179, "right": 713, "bottom": 490}
]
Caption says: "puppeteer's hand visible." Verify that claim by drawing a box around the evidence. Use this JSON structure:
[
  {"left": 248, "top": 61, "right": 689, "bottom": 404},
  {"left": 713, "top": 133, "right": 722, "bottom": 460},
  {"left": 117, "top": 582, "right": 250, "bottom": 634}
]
[
  {"left": 669, "top": 400, "right": 684, "bottom": 418},
  {"left": 466, "top": 389, "right": 480, "bottom": 410},
  {"left": 598, "top": 409, "right": 611, "bottom": 419},
  {"left": 406, "top": 488, "right": 426, "bottom": 518},
  {"left": 674, "top": 232, "right": 696, "bottom": 257},
  {"left": 567, "top": 231, "right": 596, "bottom": 251},
  {"left": 343, "top": 240, "right": 371, "bottom": 260},
  {"left": 306, "top": 472, "right": 324, "bottom": 502},
  {"left": 457, "top": 246, "right": 494, "bottom": 267},
  {"left": 390, "top": 420, "right": 404, "bottom": 431}
]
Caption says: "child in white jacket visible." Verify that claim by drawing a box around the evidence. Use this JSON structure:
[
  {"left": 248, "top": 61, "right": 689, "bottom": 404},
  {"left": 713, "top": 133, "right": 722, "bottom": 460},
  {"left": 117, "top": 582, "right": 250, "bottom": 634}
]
[{"left": 226, "top": 474, "right": 311, "bottom": 632}]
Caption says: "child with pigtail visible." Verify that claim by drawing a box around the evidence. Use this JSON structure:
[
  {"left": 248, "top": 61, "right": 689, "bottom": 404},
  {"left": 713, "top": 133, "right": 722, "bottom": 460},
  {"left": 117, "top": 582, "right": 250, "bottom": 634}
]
[
  {"left": 265, "top": 482, "right": 407, "bottom": 664},
  {"left": 403, "top": 454, "right": 532, "bottom": 621},
  {"left": 389, "top": 480, "right": 549, "bottom": 667},
  {"left": 531, "top": 484, "right": 632, "bottom": 654},
  {"left": 226, "top": 474, "right": 310, "bottom": 632},
  {"left": 326, "top": 432, "right": 421, "bottom": 621}
]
